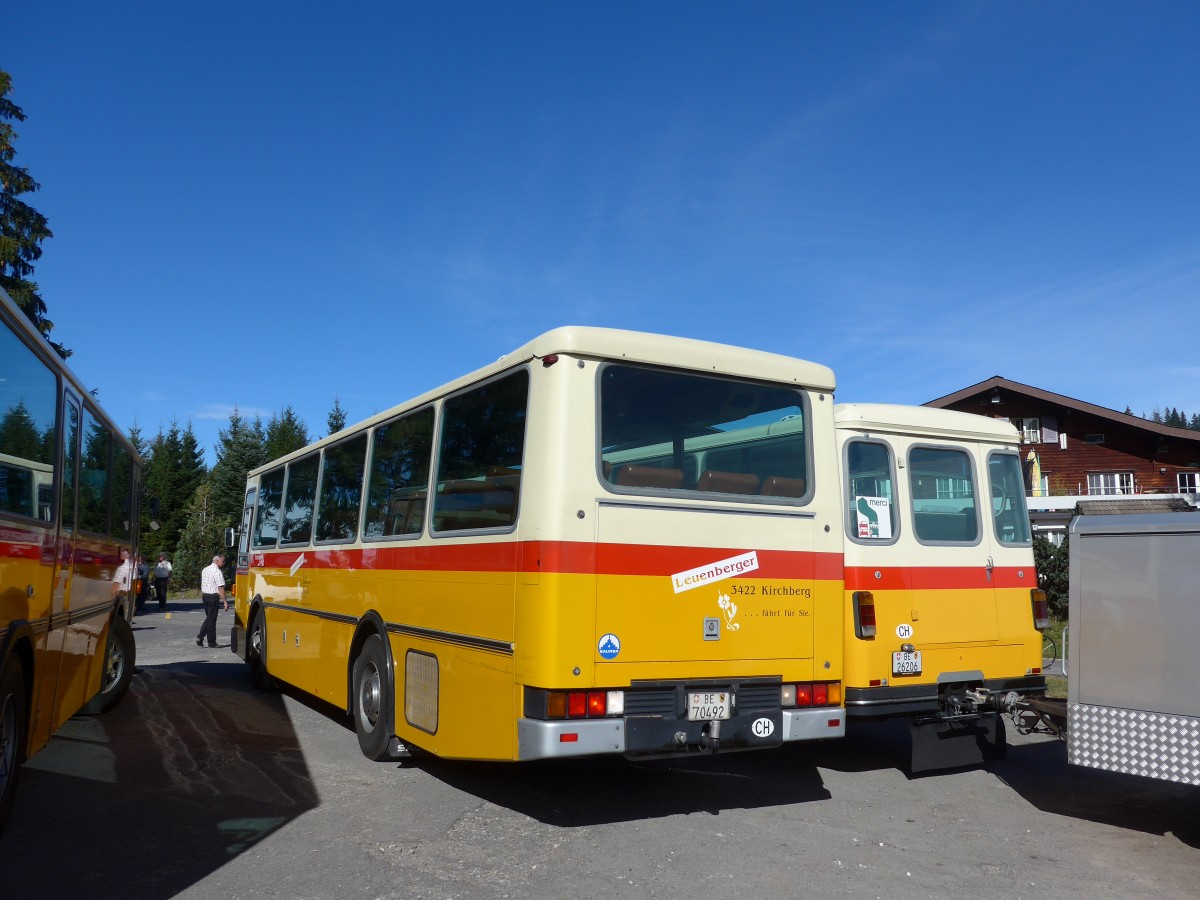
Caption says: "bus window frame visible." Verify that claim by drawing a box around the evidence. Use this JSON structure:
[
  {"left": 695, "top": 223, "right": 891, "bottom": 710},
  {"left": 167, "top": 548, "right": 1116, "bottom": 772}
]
[
  {"left": 279, "top": 451, "right": 320, "bottom": 548},
  {"left": 251, "top": 466, "right": 285, "bottom": 550},
  {"left": 594, "top": 360, "right": 813, "bottom": 505},
  {"left": 987, "top": 449, "right": 1034, "bottom": 547},
  {"left": 429, "top": 367, "right": 530, "bottom": 538},
  {"left": 361, "top": 404, "right": 437, "bottom": 543},
  {"left": 313, "top": 431, "right": 369, "bottom": 546},
  {"left": 907, "top": 442, "right": 983, "bottom": 547},
  {"left": 843, "top": 436, "right": 902, "bottom": 546}
]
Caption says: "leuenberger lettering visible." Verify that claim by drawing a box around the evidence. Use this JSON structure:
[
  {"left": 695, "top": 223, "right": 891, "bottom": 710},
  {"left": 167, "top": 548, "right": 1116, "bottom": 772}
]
[{"left": 671, "top": 551, "right": 760, "bottom": 594}]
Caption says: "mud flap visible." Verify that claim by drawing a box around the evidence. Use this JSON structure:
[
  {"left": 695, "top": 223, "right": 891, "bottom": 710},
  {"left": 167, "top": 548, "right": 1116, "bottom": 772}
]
[{"left": 910, "top": 714, "right": 1006, "bottom": 774}]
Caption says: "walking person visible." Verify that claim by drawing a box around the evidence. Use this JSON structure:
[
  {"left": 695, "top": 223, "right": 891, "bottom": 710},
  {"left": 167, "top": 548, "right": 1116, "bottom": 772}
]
[
  {"left": 196, "top": 553, "right": 227, "bottom": 648},
  {"left": 154, "top": 552, "right": 173, "bottom": 609}
]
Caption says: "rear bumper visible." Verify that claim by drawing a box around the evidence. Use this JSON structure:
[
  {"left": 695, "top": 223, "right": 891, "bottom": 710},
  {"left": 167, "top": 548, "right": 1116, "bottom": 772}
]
[
  {"left": 517, "top": 706, "right": 844, "bottom": 760},
  {"left": 845, "top": 676, "right": 1046, "bottom": 718}
]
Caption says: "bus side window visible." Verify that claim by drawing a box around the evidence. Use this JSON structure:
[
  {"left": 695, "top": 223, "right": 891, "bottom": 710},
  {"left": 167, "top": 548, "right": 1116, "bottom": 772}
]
[
  {"left": 363, "top": 407, "right": 434, "bottom": 539},
  {"left": 253, "top": 468, "right": 284, "bottom": 548},
  {"left": 433, "top": 370, "right": 528, "bottom": 533},
  {"left": 316, "top": 433, "right": 368, "bottom": 543}
]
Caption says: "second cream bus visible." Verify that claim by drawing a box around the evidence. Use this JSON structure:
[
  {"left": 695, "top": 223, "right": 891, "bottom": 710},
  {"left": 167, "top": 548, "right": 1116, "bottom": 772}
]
[{"left": 835, "top": 403, "right": 1046, "bottom": 771}]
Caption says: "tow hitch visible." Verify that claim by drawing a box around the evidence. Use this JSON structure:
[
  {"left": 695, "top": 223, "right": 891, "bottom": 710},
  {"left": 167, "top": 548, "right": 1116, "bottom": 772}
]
[{"left": 909, "top": 686, "right": 1009, "bottom": 774}]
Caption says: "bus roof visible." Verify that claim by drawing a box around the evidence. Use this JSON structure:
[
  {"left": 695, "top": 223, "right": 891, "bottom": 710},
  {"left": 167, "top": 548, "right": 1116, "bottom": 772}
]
[
  {"left": 251, "top": 326, "right": 836, "bottom": 474},
  {"left": 835, "top": 402, "right": 1021, "bottom": 443}
]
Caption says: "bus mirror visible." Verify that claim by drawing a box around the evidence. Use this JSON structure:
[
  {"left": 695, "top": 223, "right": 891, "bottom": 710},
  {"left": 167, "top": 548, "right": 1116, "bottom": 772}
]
[{"left": 224, "top": 527, "right": 236, "bottom": 548}]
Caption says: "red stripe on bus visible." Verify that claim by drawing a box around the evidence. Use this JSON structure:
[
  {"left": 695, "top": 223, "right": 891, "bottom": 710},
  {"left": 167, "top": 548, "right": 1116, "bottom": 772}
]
[
  {"left": 251, "top": 541, "right": 844, "bottom": 580},
  {"left": 844, "top": 565, "right": 1034, "bottom": 591}
]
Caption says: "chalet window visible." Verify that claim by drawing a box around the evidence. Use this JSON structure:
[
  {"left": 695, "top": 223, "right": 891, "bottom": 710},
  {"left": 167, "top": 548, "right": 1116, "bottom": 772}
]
[
  {"left": 1014, "top": 417, "right": 1041, "bottom": 443},
  {"left": 1087, "top": 472, "right": 1134, "bottom": 496},
  {"left": 1178, "top": 472, "right": 1200, "bottom": 495},
  {"left": 1083, "top": 433, "right": 1105, "bottom": 444}
]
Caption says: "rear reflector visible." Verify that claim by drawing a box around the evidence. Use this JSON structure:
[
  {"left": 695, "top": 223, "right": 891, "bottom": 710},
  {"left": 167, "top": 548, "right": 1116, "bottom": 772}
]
[{"left": 559, "top": 733, "right": 578, "bottom": 742}]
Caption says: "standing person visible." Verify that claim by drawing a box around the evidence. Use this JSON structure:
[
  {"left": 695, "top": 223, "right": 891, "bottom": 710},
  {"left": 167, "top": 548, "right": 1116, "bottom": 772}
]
[
  {"left": 135, "top": 554, "right": 150, "bottom": 613},
  {"left": 154, "top": 552, "right": 173, "bottom": 609},
  {"left": 196, "top": 554, "right": 227, "bottom": 649}
]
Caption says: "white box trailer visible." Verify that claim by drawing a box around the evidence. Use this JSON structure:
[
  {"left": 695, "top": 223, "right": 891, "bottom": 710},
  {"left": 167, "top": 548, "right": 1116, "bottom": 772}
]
[{"left": 1066, "top": 511, "right": 1200, "bottom": 785}]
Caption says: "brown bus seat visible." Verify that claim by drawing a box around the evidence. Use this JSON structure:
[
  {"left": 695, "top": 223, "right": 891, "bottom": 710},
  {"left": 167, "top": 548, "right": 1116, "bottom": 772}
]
[
  {"left": 615, "top": 465, "right": 684, "bottom": 489},
  {"left": 696, "top": 470, "right": 761, "bottom": 494},
  {"left": 760, "top": 475, "right": 806, "bottom": 498}
]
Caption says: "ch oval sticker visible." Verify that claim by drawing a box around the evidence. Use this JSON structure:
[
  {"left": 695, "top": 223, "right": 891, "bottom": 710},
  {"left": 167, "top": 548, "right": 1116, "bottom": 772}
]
[
  {"left": 896, "top": 623, "right": 914, "bottom": 639},
  {"left": 752, "top": 717, "right": 775, "bottom": 738}
]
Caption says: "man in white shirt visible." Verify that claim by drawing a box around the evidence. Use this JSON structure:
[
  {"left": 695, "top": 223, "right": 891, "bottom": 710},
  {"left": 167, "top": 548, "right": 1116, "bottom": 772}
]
[{"left": 196, "top": 554, "right": 228, "bottom": 648}]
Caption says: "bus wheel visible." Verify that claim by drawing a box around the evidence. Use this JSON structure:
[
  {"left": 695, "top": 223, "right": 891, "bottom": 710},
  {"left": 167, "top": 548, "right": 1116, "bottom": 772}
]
[
  {"left": 82, "top": 615, "right": 135, "bottom": 715},
  {"left": 352, "top": 635, "right": 393, "bottom": 761},
  {"left": 0, "top": 657, "right": 28, "bottom": 831},
  {"left": 248, "top": 610, "right": 272, "bottom": 690}
]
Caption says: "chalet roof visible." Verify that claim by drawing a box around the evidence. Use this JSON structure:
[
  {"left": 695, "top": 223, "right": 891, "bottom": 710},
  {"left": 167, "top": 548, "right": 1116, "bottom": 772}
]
[{"left": 925, "top": 376, "right": 1200, "bottom": 446}]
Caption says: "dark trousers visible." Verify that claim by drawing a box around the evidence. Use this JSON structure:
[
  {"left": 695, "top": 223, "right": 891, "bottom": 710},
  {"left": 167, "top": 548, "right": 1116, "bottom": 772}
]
[
  {"left": 198, "top": 593, "right": 220, "bottom": 646},
  {"left": 154, "top": 577, "right": 169, "bottom": 607}
]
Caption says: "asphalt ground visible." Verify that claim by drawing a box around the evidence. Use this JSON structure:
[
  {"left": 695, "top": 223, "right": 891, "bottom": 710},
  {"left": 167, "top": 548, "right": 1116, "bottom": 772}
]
[{"left": 1, "top": 597, "right": 1197, "bottom": 899}]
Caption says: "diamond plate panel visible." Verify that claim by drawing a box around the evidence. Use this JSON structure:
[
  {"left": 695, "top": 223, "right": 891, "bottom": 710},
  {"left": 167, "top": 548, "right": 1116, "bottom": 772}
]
[{"left": 1068, "top": 703, "right": 1200, "bottom": 785}]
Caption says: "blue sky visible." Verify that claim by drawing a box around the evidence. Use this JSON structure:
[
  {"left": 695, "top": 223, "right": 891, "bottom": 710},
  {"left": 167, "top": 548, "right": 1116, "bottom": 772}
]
[{"left": 7, "top": 2, "right": 1200, "bottom": 464}]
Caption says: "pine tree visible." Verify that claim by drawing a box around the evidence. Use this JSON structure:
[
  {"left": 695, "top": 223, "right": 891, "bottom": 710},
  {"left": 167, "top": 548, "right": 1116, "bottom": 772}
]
[
  {"left": 1033, "top": 535, "right": 1070, "bottom": 619},
  {"left": 173, "top": 483, "right": 225, "bottom": 591},
  {"left": 209, "top": 408, "right": 267, "bottom": 543},
  {"left": 264, "top": 405, "right": 310, "bottom": 462},
  {"left": 141, "top": 420, "right": 207, "bottom": 563},
  {"left": 0, "top": 71, "right": 63, "bottom": 356},
  {"left": 327, "top": 396, "right": 347, "bottom": 437}
]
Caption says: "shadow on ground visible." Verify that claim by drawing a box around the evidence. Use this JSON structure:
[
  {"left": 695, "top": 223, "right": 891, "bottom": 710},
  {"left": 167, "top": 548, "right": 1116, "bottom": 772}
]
[{"left": 0, "top": 660, "right": 318, "bottom": 900}]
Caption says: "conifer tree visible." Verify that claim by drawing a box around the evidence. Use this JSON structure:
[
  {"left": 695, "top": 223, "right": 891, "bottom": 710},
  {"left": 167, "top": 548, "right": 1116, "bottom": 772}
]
[
  {"left": 172, "top": 483, "right": 225, "bottom": 591},
  {"left": 327, "top": 396, "right": 347, "bottom": 437},
  {"left": 264, "top": 404, "right": 310, "bottom": 462},
  {"left": 209, "top": 408, "right": 267, "bottom": 543},
  {"left": 0, "top": 71, "right": 63, "bottom": 356}
]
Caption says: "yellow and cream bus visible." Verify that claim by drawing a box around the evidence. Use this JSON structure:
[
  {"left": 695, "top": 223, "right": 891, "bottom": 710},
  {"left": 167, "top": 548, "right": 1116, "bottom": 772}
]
[
  {"left": 230, "top": 327, "right": 845, "bottom": 762},
  {"left": 1, "top": 288, "right": 140, "bottom": 830},
  {"left": 835, "top": 403, "right": 1046, "bottom": 771}
]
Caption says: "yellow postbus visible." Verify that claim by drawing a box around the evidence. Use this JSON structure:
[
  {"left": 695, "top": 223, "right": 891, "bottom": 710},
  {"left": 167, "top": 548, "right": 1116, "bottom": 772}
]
[
  {"left": 1, "top": 288, "right": 140, "bottom": 830},
  {"left": 231, "top": 327, "right": 846, "bottom": 762},
  {"left": 835, "top": 403, "right": 1046, "bottom": 771}
]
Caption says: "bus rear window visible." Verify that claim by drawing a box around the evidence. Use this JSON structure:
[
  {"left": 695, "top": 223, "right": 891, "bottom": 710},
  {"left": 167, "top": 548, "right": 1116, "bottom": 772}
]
[{"left": 599, "top": 364, "right": 808, "bottom": 500}]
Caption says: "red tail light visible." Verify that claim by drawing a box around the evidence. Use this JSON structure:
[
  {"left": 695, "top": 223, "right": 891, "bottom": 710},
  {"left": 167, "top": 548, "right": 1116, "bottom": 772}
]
[
  {"left": 854, "top": 591, "right": 876, "bottom": 639},
  {"left": 587, "top": 691, "right": 607, "bottom": 716},
  {"left": 567, "top": 691, "right": 587, "bottom": 718},
  {"left": 813, "top": 683, "right": 828, "bottom": 706},
  {"left": 1031, "top": 589, "right": 1049, "bottom": 630}
]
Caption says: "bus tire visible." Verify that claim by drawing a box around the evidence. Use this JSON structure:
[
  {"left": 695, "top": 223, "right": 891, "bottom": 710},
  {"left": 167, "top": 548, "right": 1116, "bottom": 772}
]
[
  {"left": 352, "top": 635, "right": 393, "bottom": 761},
  {"left": 0, "top": 656, "right": 28, "bottom": 831},
  {"left": 82, "top": 614, "right": 135, "bottom": 715},
  {"left": 248, "top": 609, "right": 273, "bottom": 690}
]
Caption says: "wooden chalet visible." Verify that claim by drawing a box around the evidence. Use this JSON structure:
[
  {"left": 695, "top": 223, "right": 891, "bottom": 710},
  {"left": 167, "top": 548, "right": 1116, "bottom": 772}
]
[{"left": 925, "top": 376, "right": 1200, "bottom": 540}]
